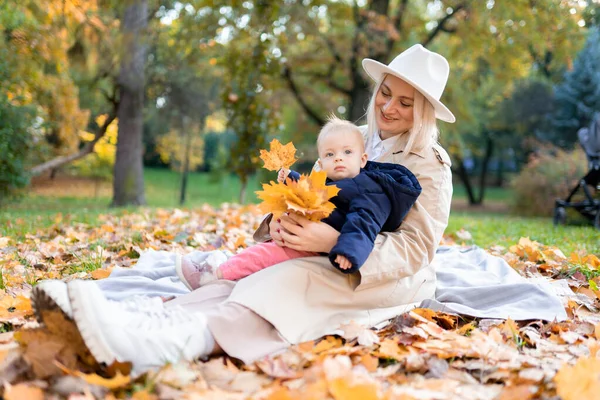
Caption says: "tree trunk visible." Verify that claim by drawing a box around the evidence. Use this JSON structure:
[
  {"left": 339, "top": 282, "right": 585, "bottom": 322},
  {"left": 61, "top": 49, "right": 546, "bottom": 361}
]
[
  {"left": 476, "top": 135, "right": 494, "bottom": 204},
  {"left": 348, "top": 82, "right": 371, "bottom": 123},
  {"left": 179, "top": 118, "right": 192, "bottom": 206},
  {"left": 453, "top": 155, "right": 478, "bottom": 205},
  {"left": 111, "top": 0, "right": 147, "bottom": 207},
  {"left": 495, "top": 156, "right": 504, "bottom": 187},
  {"left": 239, "top": 178, "right": 247, "bottom": 204}
]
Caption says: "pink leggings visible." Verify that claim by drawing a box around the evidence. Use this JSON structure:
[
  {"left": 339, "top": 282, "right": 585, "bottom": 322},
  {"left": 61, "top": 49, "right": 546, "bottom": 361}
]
[{"left": 219, "top": 242, "right": 318, "bottom": 281}]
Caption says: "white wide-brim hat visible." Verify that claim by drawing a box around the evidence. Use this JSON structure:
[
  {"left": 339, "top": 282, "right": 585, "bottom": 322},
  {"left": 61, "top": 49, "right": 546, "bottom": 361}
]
[{"left": 362, "top": 44, "right": 455, "bottom": 123}]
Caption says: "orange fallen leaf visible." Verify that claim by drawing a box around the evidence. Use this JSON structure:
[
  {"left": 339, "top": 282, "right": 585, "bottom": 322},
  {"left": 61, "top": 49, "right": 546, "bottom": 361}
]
[
  {"left": 265, "top": 387, "right": 295, "bottom": 400},
  {"left": 584, "top": 254, "right": 600, "bottom": 268},
  {"left": 411, "top": 308, "right": 437, "bottom": 322},
  {"left": 312, "top": 336, "right": 343, "bottom": 354},
  {"left": 498, "top": 318, "right": 520, "bottom": 341},
  {"left": 296, "top": 340, "right": 315, "bottom": 353},
  {"left": 57, "top": 362, "right": 131, "bottom": 389},
  {"left": 374, "top": 339, "right": 405, "bottom": 361},
  {"left": 260, "top": 139, "right": 298, "bottom": 171},
  {"left": 554, "top": 356, "right": 600, "bottom": 400},
  {"left": 328, "top": 377, "right": 381, "bottom": 400},
  {"left": 0, "top": 295, "right": 33, "bottom": 322},
  {"left": 131, "top": 390, "right": 158, "bottom": 400},
  {"left": 91, "top": 268, "right": 113, "bottom": 280},
  {"left": 497, "top": 384, "right": 537, "bottom": 400},
  {"left": 360, "top": 354, "right": 379, "bottom": 372},
  {"left": 4, "top": 383, "right": 44, "bottom": 400},
  {"left": 456, "top": 322, "right": 476, "bottom": 336}
]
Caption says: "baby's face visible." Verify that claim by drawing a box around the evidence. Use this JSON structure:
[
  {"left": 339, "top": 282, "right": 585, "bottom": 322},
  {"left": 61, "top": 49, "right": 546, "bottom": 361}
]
[{"left": 318, "top": 130, "right": 367, "bottom": 181}]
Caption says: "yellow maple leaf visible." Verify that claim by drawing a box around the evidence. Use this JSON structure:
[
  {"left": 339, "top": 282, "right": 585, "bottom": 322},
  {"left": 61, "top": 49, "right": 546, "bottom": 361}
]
[
  {"left": 259, "top": 139, "right": 298, "bottom": 171},
  {"left": 554, "top": 356, "right": 600, "bottom": 400},
  {"left": 0, "top": 295, "right": 33, "bottom": 322},
  {"left": 255, "top": 170, "right": 340, "bottom": 221}
]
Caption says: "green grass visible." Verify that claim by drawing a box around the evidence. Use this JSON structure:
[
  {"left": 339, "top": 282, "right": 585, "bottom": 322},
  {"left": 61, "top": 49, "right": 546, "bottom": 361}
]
[
  {"left": 1, "top": 168, "right": 598, "bottom": 256},
  {"left": 447, "top": 211, "right": 599, "bottom": 255},
  {"left": 0, "top": 168, "right": 262, "bottom": 239},
  {"left": 66, "top": 248, "right": 105, "bottom": 275},
  {"left": 452, "top": 185, "right": 512, "bottom": 202}
]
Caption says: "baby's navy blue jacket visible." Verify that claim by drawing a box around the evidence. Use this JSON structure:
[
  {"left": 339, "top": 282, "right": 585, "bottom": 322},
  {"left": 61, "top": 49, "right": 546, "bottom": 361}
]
[{"left": 287, "top": 161, "right": 421, "bottom": 273}]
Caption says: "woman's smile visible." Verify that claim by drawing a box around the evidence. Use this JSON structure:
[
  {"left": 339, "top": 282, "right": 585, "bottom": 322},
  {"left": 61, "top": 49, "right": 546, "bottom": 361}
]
[{"left": 380, "top": 108, "right": 398, "bottom": 122}]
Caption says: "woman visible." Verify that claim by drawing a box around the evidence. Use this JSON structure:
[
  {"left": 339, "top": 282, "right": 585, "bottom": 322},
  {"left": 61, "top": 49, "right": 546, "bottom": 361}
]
[{"left": 32, "top": 44, "right": 455, "bottom": 376}]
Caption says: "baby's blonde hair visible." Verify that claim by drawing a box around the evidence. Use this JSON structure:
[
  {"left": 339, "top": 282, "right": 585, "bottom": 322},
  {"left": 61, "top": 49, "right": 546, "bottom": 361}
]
[{"left": 317, "top": 114, "right": 365, "bottom": 154}]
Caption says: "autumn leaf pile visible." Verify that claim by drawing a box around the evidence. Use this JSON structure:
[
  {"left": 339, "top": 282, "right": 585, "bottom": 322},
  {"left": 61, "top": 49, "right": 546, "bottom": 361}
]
[{"left": 0, "top": 205, "right": 599, "bottom": 399}]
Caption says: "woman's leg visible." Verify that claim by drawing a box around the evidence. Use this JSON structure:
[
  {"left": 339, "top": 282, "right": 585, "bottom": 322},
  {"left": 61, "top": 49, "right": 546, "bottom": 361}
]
[{"left": 167, "top": 288, "right": 290, "bottom": 365}]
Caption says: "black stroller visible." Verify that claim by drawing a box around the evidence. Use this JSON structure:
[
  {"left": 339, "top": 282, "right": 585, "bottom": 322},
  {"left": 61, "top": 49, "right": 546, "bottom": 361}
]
[{"left": 554, "top": 113, "right": 600, "bottom": 229}]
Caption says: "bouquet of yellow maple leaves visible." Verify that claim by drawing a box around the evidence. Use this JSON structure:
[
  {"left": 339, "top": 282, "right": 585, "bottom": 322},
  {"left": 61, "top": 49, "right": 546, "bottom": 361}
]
[{"left": 255, "top": 139, "right": 340, "bottom": 221}]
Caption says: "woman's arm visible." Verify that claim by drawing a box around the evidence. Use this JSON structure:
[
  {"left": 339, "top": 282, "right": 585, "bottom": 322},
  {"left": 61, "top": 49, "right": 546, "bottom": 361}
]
[{"left": 277, "top": 213, "right": 340, "bottom": 253}]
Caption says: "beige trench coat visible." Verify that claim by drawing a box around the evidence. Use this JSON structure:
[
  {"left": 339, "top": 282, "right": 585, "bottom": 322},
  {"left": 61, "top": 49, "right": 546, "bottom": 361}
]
[{"left": 225, "top": 127, "right": 453, "bottom": 344}]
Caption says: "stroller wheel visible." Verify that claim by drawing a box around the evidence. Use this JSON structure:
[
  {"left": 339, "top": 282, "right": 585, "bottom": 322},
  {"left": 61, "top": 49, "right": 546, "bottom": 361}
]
[
  {"left": 553, "top": 206, "right": 566, "bottom": 226},
  {"left": 595, "top": 210, "right": 600, "bottom": 230}
]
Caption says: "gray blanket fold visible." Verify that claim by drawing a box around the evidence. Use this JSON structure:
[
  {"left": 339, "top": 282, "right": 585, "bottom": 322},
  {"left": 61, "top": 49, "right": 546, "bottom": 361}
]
[{"left": 97, "top": 245, "right": 567, "bottom": 322}]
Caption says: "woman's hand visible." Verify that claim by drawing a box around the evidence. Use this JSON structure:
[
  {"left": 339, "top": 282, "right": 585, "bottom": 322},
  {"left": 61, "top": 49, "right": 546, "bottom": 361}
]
[
  {"left": 268, "top": 215, "right": 285, "bottom": 246},
  {"left": 279, "top": 213, "right": 340, "bottom": 253}
]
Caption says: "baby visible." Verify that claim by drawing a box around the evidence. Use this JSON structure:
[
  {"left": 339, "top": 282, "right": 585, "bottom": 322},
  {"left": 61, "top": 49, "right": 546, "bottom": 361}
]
[{"left": 176, "top": 117, "right": 421, "bottom": 290}]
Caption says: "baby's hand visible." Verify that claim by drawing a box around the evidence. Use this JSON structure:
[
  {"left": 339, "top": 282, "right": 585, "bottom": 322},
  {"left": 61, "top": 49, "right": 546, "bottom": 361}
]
[
  {"left": 277, "top": 168, "right": 290, "bottom": 183},
  {"left": 335, "top": 255, "right": 352, "bottom": 270}
]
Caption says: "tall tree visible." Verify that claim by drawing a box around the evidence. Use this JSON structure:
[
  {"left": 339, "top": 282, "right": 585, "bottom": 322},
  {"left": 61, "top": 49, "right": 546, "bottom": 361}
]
[
  {"left": 552, "top": 27, "right": 600, "bottom": 147},
  {"left": 221, "top": 1, "right": 282, "bottom": 203},
  {"left": 112, "top": 0, "right": 148, "bottom": 206}
]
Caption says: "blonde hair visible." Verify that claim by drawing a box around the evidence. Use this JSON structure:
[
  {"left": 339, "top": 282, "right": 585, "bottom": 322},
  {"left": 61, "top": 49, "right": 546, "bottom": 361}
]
[
  {"left": 317, "top": 114, "right": 365, "bottom": 153},
  {"left": 365, "top": 73, "right": 439, "bottom": 157}
]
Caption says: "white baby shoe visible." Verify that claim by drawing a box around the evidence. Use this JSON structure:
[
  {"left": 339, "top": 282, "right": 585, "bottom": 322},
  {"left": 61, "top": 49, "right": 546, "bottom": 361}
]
[{"left": 175, "top": 250, "right": 229, "bottom": 290}]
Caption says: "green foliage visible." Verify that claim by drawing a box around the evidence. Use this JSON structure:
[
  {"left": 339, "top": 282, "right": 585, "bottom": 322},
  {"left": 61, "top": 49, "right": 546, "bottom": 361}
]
[
  {"left": 155, "top": 128, "right": 205, "bottom": 172},
  {"left": 552, "top": 27, "right": 600, "bottom": 146},
  {"left": 510, "top": 146, "right": 588, "bottom": 217},
  {"left": 70, "top": 116, "right": 118, "bottom": 180},
  {"left": 0, "top": 56, "right": 36, "bottom": 202},
  {"left": 221, "top": 1, "right": 282, "bottom": 200}
]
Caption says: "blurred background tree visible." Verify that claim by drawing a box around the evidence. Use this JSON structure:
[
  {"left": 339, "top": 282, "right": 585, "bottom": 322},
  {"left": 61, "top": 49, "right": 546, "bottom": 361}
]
[
  {"left": 1, "top": 0, "right": 598, "bottom": 212},
  {"left": 551, "top": 27, "right": 600, "bottom": 147}
]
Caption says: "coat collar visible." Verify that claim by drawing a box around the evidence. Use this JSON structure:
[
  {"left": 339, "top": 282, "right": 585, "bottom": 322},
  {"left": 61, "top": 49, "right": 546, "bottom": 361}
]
[{"left": 385, "top": 131, "right": 427, "bottom": 159}]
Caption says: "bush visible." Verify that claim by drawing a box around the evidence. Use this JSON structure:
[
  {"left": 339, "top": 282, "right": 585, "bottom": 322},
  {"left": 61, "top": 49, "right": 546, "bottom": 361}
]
[
  {"left": 0, "top": 96, "right": 35, "bottom": 203},
  {"left": 510, "top": 146, "right": 588, "bottom": 217}
]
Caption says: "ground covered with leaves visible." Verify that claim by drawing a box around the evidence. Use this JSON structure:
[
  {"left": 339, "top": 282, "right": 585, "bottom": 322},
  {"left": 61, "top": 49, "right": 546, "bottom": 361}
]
[{"left": 1, "top": 205, "right": 600, "bottom": 399}]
